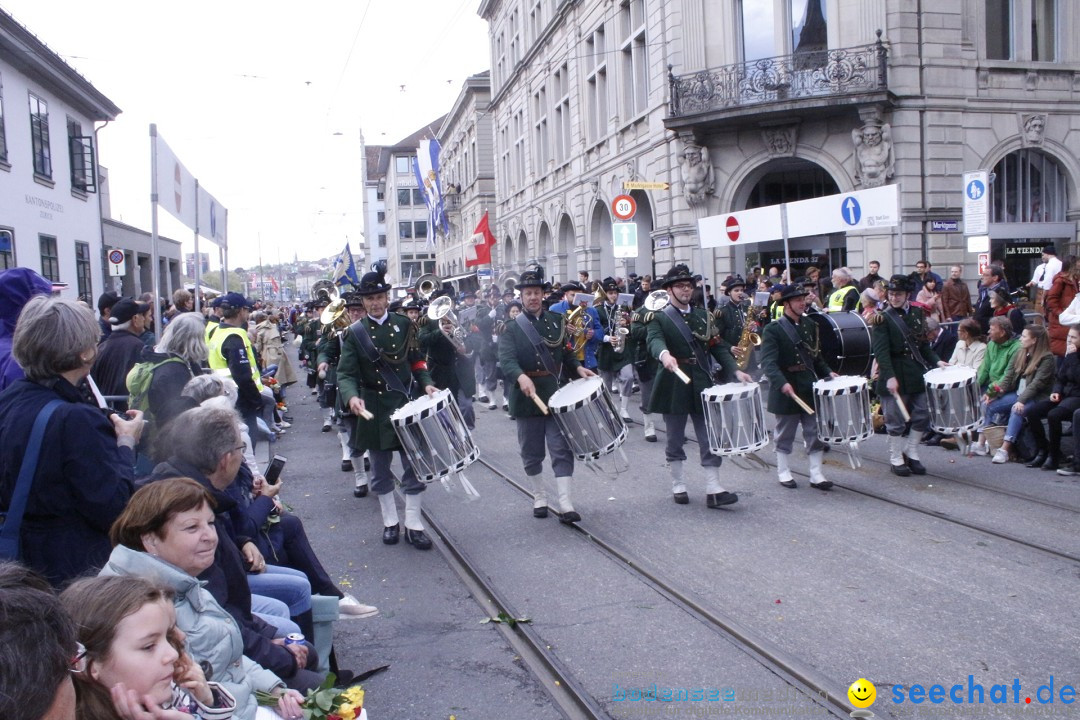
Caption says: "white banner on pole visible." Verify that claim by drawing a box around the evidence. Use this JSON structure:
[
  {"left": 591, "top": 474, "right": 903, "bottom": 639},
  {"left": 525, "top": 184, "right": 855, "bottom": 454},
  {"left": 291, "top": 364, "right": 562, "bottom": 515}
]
[
  {"left": 698, "top": 205, "right": 784, "bottom": 248},
  {"left": 783, "top": 184, "right": 900, "bottom": 237},
  {"left": 197, "top": 185, "right": 228, "bottom": 248},
  {"left": 153, "top": 131, "right": 198, "bottom": 232}
]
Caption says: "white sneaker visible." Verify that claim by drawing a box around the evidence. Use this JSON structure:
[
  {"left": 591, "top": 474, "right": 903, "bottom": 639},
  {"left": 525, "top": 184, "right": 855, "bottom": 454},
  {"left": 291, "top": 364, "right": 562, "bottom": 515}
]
[
  {"left": 487, "top": 403, "right": 497, "bottom": 410},
  {"left": 338, "top": 593, "right": 379, "bottom": 619},
  {"left": 972, "top": 441, "right": 989, "bottom": 456},
  {"left": 991, "top": 448, "right": 1009, "bottom": 464},
  {"left": 278, "top": 420, "right": 292, "bottom": 429}
]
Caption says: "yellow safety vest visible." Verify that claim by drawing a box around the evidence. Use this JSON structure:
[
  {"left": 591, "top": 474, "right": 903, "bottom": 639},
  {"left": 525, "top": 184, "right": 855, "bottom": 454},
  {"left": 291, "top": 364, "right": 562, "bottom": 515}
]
[
  {"left": 207, "top": 324, "right": 264, "bottom": 391},
  {"left": 770, "top": 302, "right": 783, "bottom": 320},
  {"left": 827, "top": 285, "right": 859, "bottom": 312}
]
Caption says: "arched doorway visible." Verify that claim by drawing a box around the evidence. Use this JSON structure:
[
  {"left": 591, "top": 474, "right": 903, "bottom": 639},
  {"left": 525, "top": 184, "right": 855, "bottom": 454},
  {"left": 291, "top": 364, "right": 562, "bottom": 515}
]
[
  {"left": 517, "top": 230, "right": 530, "bottom": 266},
  {"left": 732, "top": 158, "right": 842, "bottom": 279},
  {"left": 501, "top": 236, "right": 514, "bottom": 272},
  {"left": 558, "top": 214, "right": 576, "bottom": 278},
  {"left": 627, "top": 190, "right": 656, "bottom": 280},
  {"left": 537, "top": 222, "right": 553, "bottom": 270},
  {"left": 589, "top": 202, "right": 615, "bottom": 279}
]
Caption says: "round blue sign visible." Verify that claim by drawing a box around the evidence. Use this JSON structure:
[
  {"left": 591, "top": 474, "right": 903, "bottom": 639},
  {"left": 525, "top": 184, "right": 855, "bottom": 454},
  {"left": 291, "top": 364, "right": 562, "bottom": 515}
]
[
  {"left": 966, "top": 179, "right": 985, "bottom": 201},
  {"left": 841, "top": 196, "right": 862, "bottom": 226}
]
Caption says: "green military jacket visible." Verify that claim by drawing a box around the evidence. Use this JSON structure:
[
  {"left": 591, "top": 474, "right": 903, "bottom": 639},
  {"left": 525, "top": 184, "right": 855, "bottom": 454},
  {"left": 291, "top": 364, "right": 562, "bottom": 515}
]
[
  {"left": 417, "top": 317, "right": 478, "bottom": 399},
  {"left": 337, "top": 312, "right": 434, "bottom": 452},
  {"left": 715, "top": 300, "right": 748, "bottom": 348},
  {"left": 301, "top": 319, "right": 321, "bottom": 365},
  {"left": 871, "top": 305, "right": 940, "bottom": 396},
  {"left": 498, "top": 310, "right": 580, "bottom": 418},
  {"left": 646, "top": 305, "right": 736, "bottom": 415},
  {"left": 595, "top": 302, "right": 632, "bottom": 372},
  {"left": 759, "top": 313, "right": 834, "bottom": 415}
]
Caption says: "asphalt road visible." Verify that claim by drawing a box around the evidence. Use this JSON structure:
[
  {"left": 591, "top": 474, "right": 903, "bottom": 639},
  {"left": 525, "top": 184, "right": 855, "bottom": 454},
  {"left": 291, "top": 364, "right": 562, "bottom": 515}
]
[{"left": 271, "top": 347, "right": 1080, "bottom": 720}]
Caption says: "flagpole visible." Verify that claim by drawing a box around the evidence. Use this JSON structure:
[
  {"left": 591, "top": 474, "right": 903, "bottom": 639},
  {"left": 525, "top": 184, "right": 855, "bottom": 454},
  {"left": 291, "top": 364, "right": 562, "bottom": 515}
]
[
  {"left": 194, "top": 179, "right": 202, "bottom": 313},
  {"left": 149, "top": 124, "right": 161, "bottom": 314}
]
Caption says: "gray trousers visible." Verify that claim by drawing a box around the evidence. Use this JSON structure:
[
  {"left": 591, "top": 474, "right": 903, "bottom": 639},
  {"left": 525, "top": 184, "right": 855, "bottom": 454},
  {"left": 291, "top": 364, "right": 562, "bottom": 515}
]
[
  {"left": 636, "top": 371, "right": 654, "bottom": 415},
  {"left": 663, "top": 412, "right": 721, "bottom": 467},
  {"left": 882, "top": 392, "right": 929, "bottom": 436},
  {"left": 477, "top": 355, "right": 498, "bottom": 393},
  {"left": 774, "top": 413, "right": 827, "bottom": 455},
  {"left": 457, "top": 388, "right": 476, "bottom": 429},
  {"left": 517, "top": 414, "right": 574, "bottom": 477},
  {"left": 600, "top": 364, "right": 634, "bottom": 399},
  {"left": 370, "top": 448, "right": 425, "bottom": 496}
]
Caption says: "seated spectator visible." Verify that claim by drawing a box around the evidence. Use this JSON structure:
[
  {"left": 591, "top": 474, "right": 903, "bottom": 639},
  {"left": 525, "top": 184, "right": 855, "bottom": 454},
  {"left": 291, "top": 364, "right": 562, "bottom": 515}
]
[
  {"left": 61, "top": 575, "right": 241, "bottom": 720},
  {"left": 970, "top": 317, "right": 1020, "bottom": 456},
  {"left": 0, "top": 297, "right": 141, "bottom": 587},
  {"left": 1021, "top": 325, "right": 1080, "bottom": 470},
  {"left": 990, "top": 288, "right": 1025, "bottom": 337},
  {"left": 949, "top": 318, "right": 987, "bottom": 373},
  {"left": 984, "top": 326, "right": 1055, "bottom": 464},
  {"left": 145, "top": 407, "right": 324, "bottom": 691},
  {"left": 0, "top": 268, "right": 54, "bottom": 392},
  {"left": 101, "top": 480, "right": 305, "bottom": 719},
  {"left": 0, "top": 561, "right": 78, "bottom": 720}
]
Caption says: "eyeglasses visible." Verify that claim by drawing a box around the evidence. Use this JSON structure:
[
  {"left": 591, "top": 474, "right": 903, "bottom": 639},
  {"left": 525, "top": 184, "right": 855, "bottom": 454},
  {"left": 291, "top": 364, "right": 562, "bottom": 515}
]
[{"left": 71, "top": 641, "right": 88, "bottom": 673}]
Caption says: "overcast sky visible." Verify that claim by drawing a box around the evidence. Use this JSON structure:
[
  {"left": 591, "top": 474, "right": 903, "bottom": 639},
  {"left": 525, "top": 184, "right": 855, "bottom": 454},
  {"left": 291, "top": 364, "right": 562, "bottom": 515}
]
[{"left": 6, "top": 0, "right": 490, "bottom": 269}]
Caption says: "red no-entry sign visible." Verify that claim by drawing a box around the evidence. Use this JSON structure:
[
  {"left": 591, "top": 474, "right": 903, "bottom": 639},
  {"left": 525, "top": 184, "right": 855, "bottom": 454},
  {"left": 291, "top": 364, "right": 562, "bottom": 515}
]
[{"left": 725, "top": 215, "right": 740, "bottom": 242}]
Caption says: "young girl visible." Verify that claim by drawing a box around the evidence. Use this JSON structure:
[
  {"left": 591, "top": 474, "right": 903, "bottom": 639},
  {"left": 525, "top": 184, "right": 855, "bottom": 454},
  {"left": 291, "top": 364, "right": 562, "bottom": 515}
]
[{"left": 61, "top": 575, "right": 237, "bottom": 720}]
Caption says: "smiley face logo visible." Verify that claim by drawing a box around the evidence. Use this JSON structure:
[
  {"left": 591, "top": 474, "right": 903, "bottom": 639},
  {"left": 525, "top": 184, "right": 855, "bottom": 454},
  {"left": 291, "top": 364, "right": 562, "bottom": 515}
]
[{"left": 848, "top": 678, "right": 876, "bottom": 708}]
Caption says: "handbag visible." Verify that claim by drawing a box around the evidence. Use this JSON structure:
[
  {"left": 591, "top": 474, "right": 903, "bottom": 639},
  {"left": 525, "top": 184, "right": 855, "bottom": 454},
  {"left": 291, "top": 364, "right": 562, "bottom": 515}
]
[{"left": 0, "top": 399, "right": 63, "bottom": 560}]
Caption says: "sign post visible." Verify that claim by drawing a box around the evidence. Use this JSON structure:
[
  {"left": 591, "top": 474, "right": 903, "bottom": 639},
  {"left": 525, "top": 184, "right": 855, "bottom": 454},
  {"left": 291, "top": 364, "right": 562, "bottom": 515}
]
[
  {"left": 612, "top": 194, "right": 637, "bottom": 222},
  {"left": 613, "top": 222, "right": 638, "bottom": 259},
  {"left": 107, "top": 249, "right": 126, "bottom": 277},
  {"left": 963, "top": 170, "right": 989, "bottom": 236}
]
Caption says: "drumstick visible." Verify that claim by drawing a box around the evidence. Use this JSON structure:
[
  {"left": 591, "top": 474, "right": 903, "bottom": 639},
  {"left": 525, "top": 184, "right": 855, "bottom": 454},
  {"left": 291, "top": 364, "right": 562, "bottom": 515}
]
[
  {"left": 357, "top": 408, "right": 374, "bottom": 421},
  {"left": 892, "top": 391, "right": 911, "bottom": 422},
  {"left": 790, "top": 393, "right": 815, "bottom": 415},
  {"left": 673, "top": 367, "right": 691, "bottom": 384},
  {"left": 531, "top": 394, "right": 549, "bottom": 414}
]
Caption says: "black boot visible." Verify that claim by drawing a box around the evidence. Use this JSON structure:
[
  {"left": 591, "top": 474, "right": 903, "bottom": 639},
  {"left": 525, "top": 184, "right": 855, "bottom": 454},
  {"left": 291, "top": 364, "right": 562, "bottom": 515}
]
[
  {"left": 1041, "top": 453, "right": 1060, "bottom": 471},
  {"left": 1025, "top": 451, "right": 1048, "bottom": 468}
]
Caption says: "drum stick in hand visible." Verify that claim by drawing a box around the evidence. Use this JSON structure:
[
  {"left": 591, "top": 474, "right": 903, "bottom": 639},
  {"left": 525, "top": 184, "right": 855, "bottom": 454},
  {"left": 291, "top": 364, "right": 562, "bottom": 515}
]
[
  {"left": 531, "top": 394, "right": 549, "bottom": 414},
  {"left": 790, "top": 393, "right": 815, "bottom": 415},
  {"left": 892, "top": 391, "right": 911, "bottom": 422},
  {"left": 673, "top": 367, "right": 691, "bottom": 384},
  {"left": 358, "top": 408, "right": 374, "bottom": 421}
]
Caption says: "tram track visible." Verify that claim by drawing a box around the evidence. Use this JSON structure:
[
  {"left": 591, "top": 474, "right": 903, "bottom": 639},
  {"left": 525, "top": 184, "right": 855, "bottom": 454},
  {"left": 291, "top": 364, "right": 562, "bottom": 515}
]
[{"left": 449, "top": 455, "right": 869, "bottom": 720}]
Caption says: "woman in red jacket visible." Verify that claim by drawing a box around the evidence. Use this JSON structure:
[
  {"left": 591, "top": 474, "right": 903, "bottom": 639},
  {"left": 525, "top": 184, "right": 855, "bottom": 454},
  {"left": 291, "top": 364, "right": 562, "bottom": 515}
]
[{"left": 1044, "top": 255, "right": 1078, "bottom": 357}]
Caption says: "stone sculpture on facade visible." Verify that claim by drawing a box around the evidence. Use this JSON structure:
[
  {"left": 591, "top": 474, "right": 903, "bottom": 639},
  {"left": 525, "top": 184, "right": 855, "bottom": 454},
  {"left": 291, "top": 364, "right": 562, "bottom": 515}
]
[
  {"left": 1021, "top": 113, "right": 1047, "bottom": 146},
  {"left": 678, "top": 141, "right": 715, "bottom": 204},
  {"left": 852, "top": 122, "right": 894, "bottom": 188}
]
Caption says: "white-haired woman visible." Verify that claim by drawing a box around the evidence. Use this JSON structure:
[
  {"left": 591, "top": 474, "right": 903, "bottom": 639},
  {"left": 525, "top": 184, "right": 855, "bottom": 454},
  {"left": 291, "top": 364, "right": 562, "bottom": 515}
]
[{"left": 0, "top": 296, "right": 143, "bottom": 586}]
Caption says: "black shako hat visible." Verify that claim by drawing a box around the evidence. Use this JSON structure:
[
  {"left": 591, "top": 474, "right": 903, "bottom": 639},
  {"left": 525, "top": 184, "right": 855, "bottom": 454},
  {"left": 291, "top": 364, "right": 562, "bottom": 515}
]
[
  {"left": 343, "top": 291, "right": 364, "bottom": 307},
  {"left": 601, "top": 276, "right": 619, "bottom": 293},
  {"left": 722, "top": 275, "right": 747, "bottom": 293},
  {"left": 516, "top": 265, "right": 547, "bottom": 289},
  {"left": 357, "top": 271, "right": 392, "bottom": 296},
  {"left": 661, "top": 263, "right": 695, "bottom": 289},
  {"left": 778, "top": 284, "right": 810, "bottom": 303},
  {"left": 885, "top": 274, "right": 913, "bottom": 293}
]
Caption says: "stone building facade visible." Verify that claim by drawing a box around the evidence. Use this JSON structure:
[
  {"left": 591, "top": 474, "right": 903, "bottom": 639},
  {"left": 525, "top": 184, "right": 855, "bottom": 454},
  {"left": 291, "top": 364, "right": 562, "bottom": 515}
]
[{"left": 476, "top": 0, "right": 1080, "bottom": 289}]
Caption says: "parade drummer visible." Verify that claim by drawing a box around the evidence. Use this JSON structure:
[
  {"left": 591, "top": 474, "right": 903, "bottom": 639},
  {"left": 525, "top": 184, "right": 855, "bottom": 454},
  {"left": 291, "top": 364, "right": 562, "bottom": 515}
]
[
  {"left": 337, "top": 270, "right": 438, "bottom": 550},
  {"left": 337, "top": 292, "right": 372, "bottom": 497},
  {"left": 759, "top": 284, "right": 838, "bottom": 490},
  {"left": 596, "top": 276, "right": 634, "bottom": 424},
  {"left": 871, "top": 274, "right": 948, "bottom": 477},
  {"left": 498, "top": 266, "right": 595, "bottom": 523},
  {"left": 647, "top": 263, "right": 752, "bottom": 508}
]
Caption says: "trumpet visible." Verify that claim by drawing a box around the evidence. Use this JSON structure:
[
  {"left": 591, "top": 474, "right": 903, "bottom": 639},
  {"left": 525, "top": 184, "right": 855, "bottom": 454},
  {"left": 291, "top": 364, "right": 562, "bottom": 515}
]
[
  {"left": 644, "top": 289, "right": 669, "bottom": 312},
  {"left": 416, "top": 273, "right": 441, "bottom": 301},
  {"left": 428, "top": 296, "right": 467, "bottom": 351}
]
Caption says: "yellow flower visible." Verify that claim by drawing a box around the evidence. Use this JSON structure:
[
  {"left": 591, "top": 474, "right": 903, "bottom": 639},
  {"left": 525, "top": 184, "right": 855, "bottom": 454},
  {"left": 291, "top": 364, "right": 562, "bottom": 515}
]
[
  {"left": 343, "top": 687, "right": 364, "bottom": 706},
  {"left": 337, "top": 703, "right": 356, "bottom": 720}
]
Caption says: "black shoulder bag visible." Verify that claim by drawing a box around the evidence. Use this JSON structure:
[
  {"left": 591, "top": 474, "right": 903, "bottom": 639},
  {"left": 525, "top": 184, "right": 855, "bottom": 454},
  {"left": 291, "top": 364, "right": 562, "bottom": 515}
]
[
  {"left": 347, "top": 319, "right": 414, "bottom": 399},
  {"left": 514, "top": 312, "right": 562, "bottom": 379},
  {"left": 662, "top": 305, "right": 712, "bottom": 375}
]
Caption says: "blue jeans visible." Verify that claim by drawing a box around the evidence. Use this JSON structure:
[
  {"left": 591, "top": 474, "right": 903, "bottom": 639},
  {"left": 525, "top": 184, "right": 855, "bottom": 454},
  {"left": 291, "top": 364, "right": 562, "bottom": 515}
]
[
  {"left": 250, "top": 593, "right": 301, "bottom": 638},
  {"left": 984, "top": 392, "right": 1018, "bottom": 429},
  {"left": 247, "top": 564, "right": 312, "bottom": 616}
]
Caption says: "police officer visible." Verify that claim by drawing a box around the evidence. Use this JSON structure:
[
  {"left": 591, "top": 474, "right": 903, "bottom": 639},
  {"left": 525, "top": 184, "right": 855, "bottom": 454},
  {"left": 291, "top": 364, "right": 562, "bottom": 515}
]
[
  {"left": 596, "top": 276, "right": 634, "bottom": 423},
  {"left": 647, "top": 264, "right": 752, "bottom": 507},
  {"left": 871, "top": 274, "right": 948, "bottom": 476},
  {"left": 759, "top": 284, "right": 838, "bottom": 489},
  {"left": 337, "top": 271, "right": 438, "bottom": 549},
  {"left": 499, "top": 266, "right": 595, "bottom": 522},
  {"left": 827, "top": 267, "right": 860, "bottom": 313},
  {"left": 206, "top": 292, "right": 265, "bottom": 448}
]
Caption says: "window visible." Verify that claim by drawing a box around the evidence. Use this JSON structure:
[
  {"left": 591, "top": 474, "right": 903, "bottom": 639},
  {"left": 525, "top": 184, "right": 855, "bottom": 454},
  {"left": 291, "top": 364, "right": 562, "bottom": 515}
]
[
  {"left": 377, "top": 210, "right": 386, "bottom": 223},
  {"left": 412, "top": 188, "right": 425, "bottom": 205},
  {"left": 740, "top": 0, "right": 827, "bottom": 62},
  {"left": 415, "top": 220, "right": 428, "bottom": 238},
  {"left": 499, "top": 125, "right": 511, "bottom": 196},
  {"left": 530, "top": 0, "right": 544, "bottom": 42},
  {"left": 471, "top": 139, "right": 477, "bottom": 178},
  {"left": 378, "top": 234, "right": 387, "bottom": 247},
  {"left": 554, "top": 64, "right": 571, "bottom": 163},
  {"left": 395, "top": 155, "right": 411, "bottom": 174},
  {"left": 399, "top": 221, "right": 413, "bottom": 239},
  {"left": 586, "top": 27, "right": 608, "bottom": 142},
  {"left": 29, "top": 93, "right": 51, "bottom": 179},
  {"left": 495, "top": 33, "right": 506, "bottom": 88},
  {"left": 376, "top": 187, "right": 384, "bottom": 200},
  {"left": 75, "top": 241, "right": 92, "bottom": 299},
  {"left": 67, "top": 117, "right": 96, "bottom": 193},
  {"left": 0, "top": 228, "right": 13, "bottom": 270},
  {"left": 1031, "top": 0, "right": 1056, "bottom": 61},
  {"left": 740, "top": 0, "right": 777, "bottom": 61},
  {"left": 533, "top": 85, "right": 550, "bottom": 171},
  {"left": 986, "top": 0, "right": 1013, "bottom": 59},
  {"left": 513, "top": 111, "right": 526, "bottom": 185},
  {"left": 0, "top": 75, "right": 7, "bottom": 164},
  {"left": 509, "top": 9, "right": 520, "bottom": 66},
  {"left": 791, "top": 0, "right": 828, "bottom": 60},
  {"left": 619, "top": 0, "right": 648, "bottom": 117},
  {"left": 397, "top": 189, "right": 412, "bottom": 205},
  {"left": 985, "top": 0, "right": 1055, "bottom": 61},
  {"left": 39, "top": 234, "right": 59, "bottom": 281},
  {"left": 990, "top": 148, "right": 1067, "bottom": 223}
]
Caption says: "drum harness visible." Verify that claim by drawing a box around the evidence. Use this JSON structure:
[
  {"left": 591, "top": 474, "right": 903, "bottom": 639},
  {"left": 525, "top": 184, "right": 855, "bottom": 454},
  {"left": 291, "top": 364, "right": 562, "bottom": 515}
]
[
  {"left": 348, "top": 319, "right": 416, "bottom": 401},
  {"left": 883, "top": 308, "right": 933, "bottom": 372}
]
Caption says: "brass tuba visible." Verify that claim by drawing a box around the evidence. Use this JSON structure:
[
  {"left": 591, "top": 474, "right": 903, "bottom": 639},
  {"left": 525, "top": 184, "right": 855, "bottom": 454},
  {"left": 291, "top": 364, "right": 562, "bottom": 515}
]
[
  {"left": 427, "top": 295, "right": 466, "bottom": 351},
  {"left": 311, "top": 279, "right": 337, "bottom": 303},
  {"left": 643, "top": 289, "right": 670, "bottom": 312},
  {"left": 318, "top": 285, "right": 348, "bottom": 334},
  {"left": 415, "top": 273, "right": 442, "bottom": 301}
]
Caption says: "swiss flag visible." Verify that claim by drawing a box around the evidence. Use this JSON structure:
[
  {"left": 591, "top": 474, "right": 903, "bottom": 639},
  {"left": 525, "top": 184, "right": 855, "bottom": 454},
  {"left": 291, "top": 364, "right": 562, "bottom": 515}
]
[{"left": 464, "top": 211, "right": 497, "bottom": 268}]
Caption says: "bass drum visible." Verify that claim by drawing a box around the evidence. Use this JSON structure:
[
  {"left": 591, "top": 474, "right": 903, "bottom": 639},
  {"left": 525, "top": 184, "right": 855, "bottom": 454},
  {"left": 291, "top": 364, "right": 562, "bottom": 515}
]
[{"left": 807, "top": 310, "right": 871, "bottom": 378}]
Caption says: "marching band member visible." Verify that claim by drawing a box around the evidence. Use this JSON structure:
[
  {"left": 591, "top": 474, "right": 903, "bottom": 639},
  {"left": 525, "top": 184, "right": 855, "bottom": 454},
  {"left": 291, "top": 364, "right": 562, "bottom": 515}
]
[
  {"left": 629, "top": 301, "right": 658, "bottom": 441},
  {"left": 759, "top": 284, "right": 838, "bottom": 489},
  {"left": 870, "top": 274, "right": 948, "bottom": 476},
  {"left": 596, "top": 277, "right": 634, "bottom": 423},
  {"left": 474, "top": 289, "right": 508, "bottom": 410},
  {"left": 715, "top": 276, "right": 754, "bottom": 365},
  {"left": 338, "top": 271, "right": 438, "bottom": 550},
  {"left": 548, "top": 281, "right": 602, "bottom": 372},
  {"left": 647, "top": 264, "right": 752, "bottom": 507},
  {"left": 499, "top": 266, "right": 595, "bottom": 522},
  {"left": 418, "top": 291, "right": 479, "bottom": 431},
  {"left": 339, "top": 293, "right": 372, "bottom": 497}
]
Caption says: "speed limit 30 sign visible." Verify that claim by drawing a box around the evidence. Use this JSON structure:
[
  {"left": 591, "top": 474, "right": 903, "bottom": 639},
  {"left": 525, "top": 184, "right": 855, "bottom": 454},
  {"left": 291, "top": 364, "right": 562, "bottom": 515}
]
[{"left": 612, "top": 194, "right": 637, "bottom": 221}]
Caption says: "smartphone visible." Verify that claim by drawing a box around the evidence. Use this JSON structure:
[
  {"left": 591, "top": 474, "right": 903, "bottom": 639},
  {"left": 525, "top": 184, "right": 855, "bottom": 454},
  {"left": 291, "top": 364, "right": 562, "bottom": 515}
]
[{"left": 264, "top": 455, "right": 287, "bottom": 485}]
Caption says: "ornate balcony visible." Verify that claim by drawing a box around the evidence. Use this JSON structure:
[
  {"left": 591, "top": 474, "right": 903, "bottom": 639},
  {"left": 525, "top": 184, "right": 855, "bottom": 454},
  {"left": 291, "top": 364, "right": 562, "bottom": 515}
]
[{"left": 666, "top": 34, "right": 889, "bottom": 130}]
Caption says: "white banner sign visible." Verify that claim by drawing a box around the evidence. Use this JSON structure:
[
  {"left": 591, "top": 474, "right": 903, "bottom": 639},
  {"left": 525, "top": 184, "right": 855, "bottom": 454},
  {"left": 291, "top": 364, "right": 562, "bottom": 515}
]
[
  {"left": 784, "top": 184, "right": 900, "bottom": 236},
  {"left": 153, "top": 129, "right": 198, "bottom": 232},
  {"left": 197, "top": 185, "right": 228, "bottom": 248},
  {"left": 698, "top": 205, "right": 783, "bottom": 248}
]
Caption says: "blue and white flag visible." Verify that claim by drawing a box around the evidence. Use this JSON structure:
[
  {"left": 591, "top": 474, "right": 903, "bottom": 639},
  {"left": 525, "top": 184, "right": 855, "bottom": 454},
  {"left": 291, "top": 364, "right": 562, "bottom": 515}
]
[
  {"left": 332, "top": 242, "right": 360, "bottom": 287},
  {"left": 413, "top": 138, "right": 449, "bottom": 244}
]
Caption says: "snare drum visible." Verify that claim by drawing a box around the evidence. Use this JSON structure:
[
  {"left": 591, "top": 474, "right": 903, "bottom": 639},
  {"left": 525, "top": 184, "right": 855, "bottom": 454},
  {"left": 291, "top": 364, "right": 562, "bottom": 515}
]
[
  {"left": 813, "top": 375, "right": 873, "bottom": 444},
  {"left": 548, "top": 377, "right": 626, "bottom": 460},
  {"left": 924, "top": 366, "right": 982, "bottom": 433},
  {"left": 701, "top": 382, "right": 769, "bottom": 456},
  {"left": 390, "top": 389, "right": 479, "bottom": 482}
]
